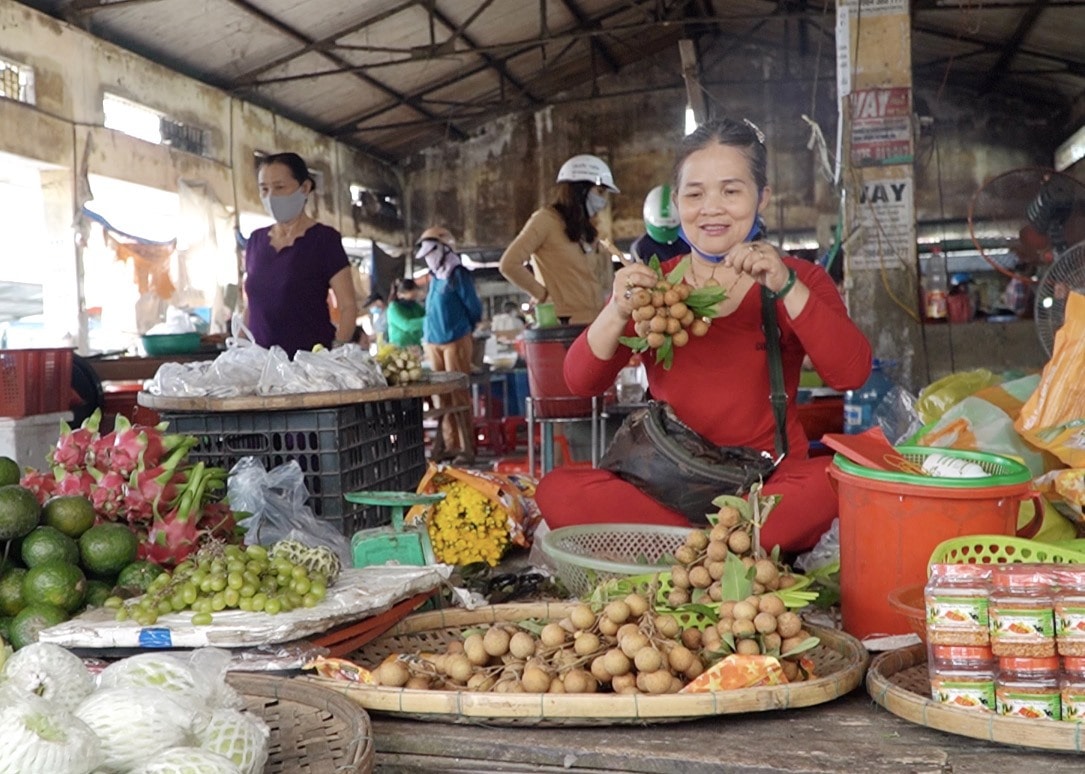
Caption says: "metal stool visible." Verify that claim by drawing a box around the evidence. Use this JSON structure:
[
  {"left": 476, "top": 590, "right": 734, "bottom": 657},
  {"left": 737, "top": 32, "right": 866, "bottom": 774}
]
[{"left": 525, "top": 394, "right": 605, "bottom": 477}]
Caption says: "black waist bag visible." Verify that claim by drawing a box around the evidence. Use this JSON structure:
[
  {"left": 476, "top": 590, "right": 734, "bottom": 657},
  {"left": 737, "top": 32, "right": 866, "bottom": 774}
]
[
  {"left": 599, "top": 285, "right": 789, "bottom": 523},
  {"left": 599, "top": 402, "right": 777, "bottom": 522}
]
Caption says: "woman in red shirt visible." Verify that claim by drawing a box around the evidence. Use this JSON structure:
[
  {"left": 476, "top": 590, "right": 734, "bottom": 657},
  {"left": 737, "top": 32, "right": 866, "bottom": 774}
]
[{"left": 534, "top": 118, "right": 872, "bottom": 553}]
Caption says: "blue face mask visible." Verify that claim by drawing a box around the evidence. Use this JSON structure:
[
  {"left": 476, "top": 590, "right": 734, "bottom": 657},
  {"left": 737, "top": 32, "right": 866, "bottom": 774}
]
[
  {"left": 679, "top": 197, "right": 765, "bottom": 263},
  {"left": 585, "top": 190, "right": 608, "bottom": 217}
]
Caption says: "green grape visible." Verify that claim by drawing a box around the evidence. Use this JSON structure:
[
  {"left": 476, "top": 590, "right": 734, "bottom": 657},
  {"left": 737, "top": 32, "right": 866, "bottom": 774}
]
[
  {"left": 191, "top": 612, "right": 213, "bottom": 626},
  {"left": 310, "top": 572, "right": 327, "bottom": 587},
  {"left": 291, "top": 565, "right": 308, "bottom": 580},
  {"left": 245, "top": 544, "right": 268, "bottom": 560},
  {"left": 135, "top": 611, "right": 158, "bottom": 626},
  {"left": 242, "top": 570, "right": 260, "bottom": 587},
  {"left": 239, "top": 583, "right": 257, "bottom": 598},
  {"left": 190, "top": 569, "right": 208, "bottom": 587},
  {"left": 309, "top": 580, "right": 327, "bottom": 600},
  {"left": 285, "top": 590, "right": 303, "bottom": 609},
  {"left": 276, "top": 574, "right": 292, "bottom": 589},
  {"left": 226, "top": 560, "right": 246, "bottom": 575},
  {"left": 210, "top": 591, "right": 227, "bottom": 612},
  {"left": 169, "top": 592, "right": 187, "bottom": 612},
  {"left": 114, "top": 606, "right": 130, "bottom": 621},
  {"left": 156, "top": 599, "right": 174, "bottom": 615},
  {"left": 238, "top": 597, "right": 254, "bottom": 612},
  {"left": 210, "top": 560, "right": 226, "bottom": 575},
  {"left": 227, "top": 572, "right": 244, "bottom": 590},
  {"left": 245, "top": 560, "right": 267, "bottom": 576},
  {"left": 251, "top": 593, "right": 267, "bottom": 612},
  {"left": 181, "top": 583, "right": 198, "bottom": 606},
  {"left": 223, "top": 588, "right": 240, "bottom": 607},
  {"left": 264, "top": 597, "right": 282, "bottom": 615},
  {"left": 104, "top": 596, "right": 124, "bottom": 609},
  {"left": 192, "top": 597, "right": 213, "bottom": 615},
  {"left": 209, "top": 575, "right": 227, "bottom": 592},
  {"left": 261, "top": 578, "right": 278, "bottom": 594},
  {"left": 292, "top": 577, "right": 311, "bottom": 595},
  {"left": 302, "top": 592, "right": 320, "bottom": 608},
  {"left": 199, "top": 576, "right": 215, "bottom": 594}
]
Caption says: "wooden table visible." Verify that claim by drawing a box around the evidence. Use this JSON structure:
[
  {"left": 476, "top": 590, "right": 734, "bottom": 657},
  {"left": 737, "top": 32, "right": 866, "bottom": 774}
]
[{"left": 370, "top": 687, "right": 1084, "bottom": 772}]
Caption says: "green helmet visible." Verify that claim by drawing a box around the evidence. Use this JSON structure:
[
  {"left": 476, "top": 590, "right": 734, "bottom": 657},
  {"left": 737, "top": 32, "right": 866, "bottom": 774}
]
[{"left": 643, "top": 185, "right": 680, "bottom": 244}]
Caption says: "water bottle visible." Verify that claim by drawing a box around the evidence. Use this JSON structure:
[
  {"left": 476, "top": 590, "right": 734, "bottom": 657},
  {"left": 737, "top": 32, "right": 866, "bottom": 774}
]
[{"left": 844, "top": 359, "right": 895, "bottom": 435}]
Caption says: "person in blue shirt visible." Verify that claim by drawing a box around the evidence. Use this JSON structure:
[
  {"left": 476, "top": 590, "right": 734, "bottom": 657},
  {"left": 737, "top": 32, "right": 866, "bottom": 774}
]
[{"left": 417, "top": 226, "right": 482, "bottom": 464}]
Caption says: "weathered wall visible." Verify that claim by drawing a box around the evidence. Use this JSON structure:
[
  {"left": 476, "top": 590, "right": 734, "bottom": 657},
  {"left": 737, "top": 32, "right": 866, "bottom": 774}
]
[{"left": 0, "top": 0, "right": 401, "bottom": 242}]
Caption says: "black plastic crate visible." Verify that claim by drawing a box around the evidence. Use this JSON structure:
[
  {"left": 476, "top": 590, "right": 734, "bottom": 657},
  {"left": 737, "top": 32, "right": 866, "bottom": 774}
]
[{"left": 162, "top": 399, "right": 427, "bottom": 535}]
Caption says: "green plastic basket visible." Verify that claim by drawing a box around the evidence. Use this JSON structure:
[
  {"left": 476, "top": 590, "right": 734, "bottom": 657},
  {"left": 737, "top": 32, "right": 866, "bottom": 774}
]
[
  {"left": 539, "top": 524, "right": 691, "bottom": 597},
  {"left": 832, "top": 445, "right": 1031, "bottom": 488},
  {"left": 928, "top": 534, "right": 1085, "bottom": 569}
]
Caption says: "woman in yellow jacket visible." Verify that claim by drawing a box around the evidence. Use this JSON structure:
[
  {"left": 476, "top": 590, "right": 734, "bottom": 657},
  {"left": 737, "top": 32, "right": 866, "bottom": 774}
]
[{"left": 499, "top": 155, "right": 619, "bottom": 325}]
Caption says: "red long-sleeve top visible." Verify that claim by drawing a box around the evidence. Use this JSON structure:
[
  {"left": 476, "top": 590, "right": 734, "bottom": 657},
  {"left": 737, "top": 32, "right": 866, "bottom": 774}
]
[{"left": 564, "top": 256, "right": 872, "bottom": 456}]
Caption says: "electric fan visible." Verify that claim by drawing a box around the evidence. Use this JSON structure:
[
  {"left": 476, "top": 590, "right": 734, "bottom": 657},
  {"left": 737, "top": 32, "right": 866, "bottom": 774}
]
[{"left": 1035, "top": 240, "right": 1085, "bottom": 356}]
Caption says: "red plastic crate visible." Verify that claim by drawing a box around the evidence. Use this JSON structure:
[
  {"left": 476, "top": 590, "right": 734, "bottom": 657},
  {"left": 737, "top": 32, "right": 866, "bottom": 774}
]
[{"left": 0, "top": 348, "right": 74, "bottom": 419}]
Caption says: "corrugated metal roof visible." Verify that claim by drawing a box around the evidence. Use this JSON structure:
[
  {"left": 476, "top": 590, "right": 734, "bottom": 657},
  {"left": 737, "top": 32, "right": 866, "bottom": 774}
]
[{"left": 15, "top": 0, "right": 1085, "bottom": 162}]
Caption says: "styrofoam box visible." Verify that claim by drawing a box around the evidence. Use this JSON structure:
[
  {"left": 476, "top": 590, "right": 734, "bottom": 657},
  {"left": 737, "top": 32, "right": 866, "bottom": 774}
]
[{"left": 0, "top": 411, "right": 70, "bottom": 469}]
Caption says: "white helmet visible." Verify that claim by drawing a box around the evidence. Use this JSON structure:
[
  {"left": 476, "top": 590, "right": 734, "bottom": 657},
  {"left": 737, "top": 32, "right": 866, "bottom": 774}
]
[
  {"left": 556, "top": 154, "right": 619, "bottom": 193},
  {"left": 643, "top": 185, "right": 680, "bottom": 244}
]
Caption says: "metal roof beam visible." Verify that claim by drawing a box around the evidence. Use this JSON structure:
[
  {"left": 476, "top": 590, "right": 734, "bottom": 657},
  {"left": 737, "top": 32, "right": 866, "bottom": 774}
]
[
  {"left": 559, "top": 0, "right": 621, "bottom": 73},
  {"left": 912, "top": 21, "right": 1085, "bottom": 78},
  {"left": 980, "top": 0, "right": 1049, "bottom": 92}
]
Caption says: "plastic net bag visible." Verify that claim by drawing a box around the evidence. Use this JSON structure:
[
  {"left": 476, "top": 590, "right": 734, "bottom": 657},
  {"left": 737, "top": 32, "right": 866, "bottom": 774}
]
[
  {"left": 0, "top": 687, "right": 102, "bottom": 774},
  {"left": 228, "top": 457, "right": 352, "bottom": 566}
]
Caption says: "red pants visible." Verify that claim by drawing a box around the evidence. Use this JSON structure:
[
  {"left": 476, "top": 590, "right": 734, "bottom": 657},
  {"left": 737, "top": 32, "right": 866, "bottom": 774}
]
[{"left": 534, "top": 455, "right": 837, "bottom": 554}]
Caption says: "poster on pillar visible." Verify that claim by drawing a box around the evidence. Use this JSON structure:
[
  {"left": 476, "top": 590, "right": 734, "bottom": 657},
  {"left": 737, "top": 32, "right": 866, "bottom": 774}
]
[
  {"left": 850, "top": 87, "right": 913, "bottom": 167},
  {"left": 853, "top": 177, "right": 913, "bottom": 271}
]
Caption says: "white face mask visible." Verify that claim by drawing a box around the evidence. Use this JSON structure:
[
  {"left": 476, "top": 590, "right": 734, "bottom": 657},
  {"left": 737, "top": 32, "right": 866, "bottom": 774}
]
[
  {"left": 585, "top": 190, "right": 608, "bottom": 217},
  {"left": 261, "top": 188, "right": 308, "bottom": 223}
]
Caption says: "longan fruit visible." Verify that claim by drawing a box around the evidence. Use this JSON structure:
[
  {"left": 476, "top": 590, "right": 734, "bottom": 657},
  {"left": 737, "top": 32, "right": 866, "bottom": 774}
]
[
  {"left": 690, "top": 318, "right": 710, "bottom": 336},
  {"left": 663, "top": 289, "right": 680, "bottom": 306},
  {"left": 717, "top": 601, "right": 737, "bottom": 619},
  {"left": 574, "top": 631, "right": 601, "bottom": 656},
  {"left": 684, "top": 658, "right": 704, "bottom": 680},
  {"left": 540, "top": 622, "right": 567, "bottom": 648},
  {"left": 616, "top": 623, "right": 641, "bottom": 642},
  {"left": 781, "top": 636, "right": 808, "bottom": 656},
  {"left": 664, "top": 316, "right": 681, "bottom": 334},
  {"left": 651, "top": 291, "right": 665, "bottom": 308},
  {"left": 598, "top": 616, "right": 620, "bottom": 637},
  {"left": 670, "top": 565, "right": 691, "bottom": 589},
  {"left": 731, "top": 600, "right": 758, "bottom": 621},
  {"left": 759, "top": 594, "right": 786, "bottom": 616},
  {"left": 604, "top": 600, "right": 632, "bottom": 625},
  {"left": 406, "top": 675, "right": 433, "bottom": 691},
  {"left": 377, "top": 660, "right": 410, "bottom": 687},
  {"left": 563, "top": 669, "right": 594, "bottom": 694},
  {"left": 754, "top": 612, "right": 778, "bottom": 634},
  {"left": 781, "top": 659, "right": 801, "bottom": 682},
  {"left": 706, "top": 541, "right": 728, "bottom": 562},
  {"left": 762, "top": 632, "right": 783, "bottom": 653},
  {"left": 446, "top": 640, "right": 465, "bottom": 655},
  {"left": 706, "top": 559, "right": 726, "bottom": 580},
  {"left": 483, "top": 626, "right": 511, "bottom": 657},
  {"left": 754, "top": 559, "right": 780, "bottom": 586},
  {"left": 509, "top": 631, "right": 537, "bottom": 659},
  {"left": 624, "top": 593, "right": 650, "bottom": 618},
  {"left": 446, "top": 654, "right": 474, "bottom": 683},
  {"left": 671, "top": 329, "right": 690, "bottom": 347},
  {"left": 681, "top": 627, "right": 703, "bottom": 650},
  {"left": 611, "top": 672, "right": 638, "bottom": 694},
  {"left": 667, "top": 588, "right": 691, "bottom": 607},
  {"left": 700, "top": 626, "right": 722, "bottom": 651},
  {"left": 631, "top": 289, "right": 651, "bottom": 307},
  {"left": 685, "top": 529, "right": 709, "bottom": 550},
  {"left": 548, "top": 676, "right": 566, "bottom": 693},
  {"left": 731, "top": 619, "right": 757, "bottom": 639},
  {"left": 778, "top": 574, "right": 798, "bottom": 589},
  {"left": 646, "top": 332, "right": 667, "bottom": 349},
  {"left": 649, "top": 315, "right": 669, "bottom": 334},
  {"left": 570, "top": 604, "right": 597, "bottom": 631},
  {"left": 590, "top": 655, "right": 612, "bottom": 684},
  {"left": 715, "top": 617, "right": 735, "bottom": 637},
  {"left": 674, "top": 545, "right": 698, "bottom": 565},
  {"left": 639, "top": 669, "right": 673, "bottom": 695},
  {"left": 634, "top": 320, "right": 651, "bottom": 337},
  {"left": 655, "top": 614, "right": 680, "bottom": 638},
  {"left": 676, "top": 283, "right": 691, "bottom": 300},
  {"left": 736, "top": 639, "right": 762, "bottom": 656},
  {"left": 776, "top": 612, "right": 803, "bottom": 639},
  {"left": 709, "top": 523, "right": 729, "bottom": 543},
  {"left": 669, "top": 301, "right": 688, "bottom": 319},
  {"left": 634, "top": 646, "right": 664, "bottom": 673},
  {"left": 716, "top": 506, "right": 742, "bottom": 528},
  {"left": 681, "top": 309, "right": 695, "bottom": 327},
  {"left": 727, "top": 529, "right": 752, "bottom": 555},
  {"left": 522, "top": 665, "right": 552, "bottom": 693},
  {"left": 667, "top": 645, "right": 696, "bottom": 673},
  {"left": 463, "top": 634, "right": 489, "bottom": 666},
  {"left": 688, "top": 565, "right": 712, "bottom": 589},
  {"left": 619, "top": 630, "right": 650, "bottom": 658},
  {"left": 707, "top": 583, "right": 723, "bottom": 602},
  {"left": 603, "top": 648, "right": 632, "bottom": 677}
]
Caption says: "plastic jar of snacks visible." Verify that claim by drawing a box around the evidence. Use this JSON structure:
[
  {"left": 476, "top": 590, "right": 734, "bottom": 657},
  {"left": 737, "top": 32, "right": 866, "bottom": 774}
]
[
  {"left": 988, "top": 566, "right": 1055, "bottom": 658},
  {"left": 996, "top": 656, "right": 1061, "bottom": 720},
  {"left": 925, "top": 564, "right": 991, "bottom": 645},
  {"left": 1060, "top": 656, "right": 1085, "bottom": 722},
  {"left": 1055, "top": 566, "right": 1085, "bottom": 657},
  {"left": 928, "top": 644, "right": 996, "bottom": 712}
]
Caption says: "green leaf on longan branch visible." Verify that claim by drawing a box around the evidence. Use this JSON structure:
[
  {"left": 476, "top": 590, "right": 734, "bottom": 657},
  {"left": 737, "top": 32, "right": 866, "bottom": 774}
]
[
  {"left": 665, "top": 255, "right": 690, "bottom": 286},
  {"left": 648, "top": 255, "right": 663, "bottom": 278},
  {"left": 618, "top": 335, "right": 649, "bottom": 353},
  {"left": 655, "top": 335, "right": 675, "bottom": 370}
]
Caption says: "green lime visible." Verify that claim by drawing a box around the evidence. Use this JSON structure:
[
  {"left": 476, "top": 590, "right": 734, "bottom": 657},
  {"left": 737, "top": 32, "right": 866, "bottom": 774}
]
[
  {"left": 22, "top": 560, "right": 86, "bottom": 613},
  {"left": 41, "top": 495, "right": 96, "bottom": 539},
  {"left": 0, "top": 485, "right": 40, "bottom": 541},
  {"left": 84, "top": 579, "right": 113, "bottom": 608},
  {"left": 21, "top": 526, "right": 80, "bottom": 568},
  {"left": 9, "top": 602, "right": 67, "bottom": 650},
  {"left": 115, "top": 560, "right": 166, "bottom": 594},
  {"left": 0, "top": 457, "right": 19, "bottom": 487},
  {"left": 79, "top": 524, "right": 139, "bottom": 577},
  {"left": 0, "top": 567, "right": 27, "bottom": 616}
]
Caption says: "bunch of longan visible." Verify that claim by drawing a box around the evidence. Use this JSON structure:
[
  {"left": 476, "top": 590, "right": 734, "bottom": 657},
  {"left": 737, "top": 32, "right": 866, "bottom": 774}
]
[
  {"left": 628, "top": 279, "right": 710, "bottom": 351},
  {"left": 371, "top": 595, "right": 706, "bottom": 695}
]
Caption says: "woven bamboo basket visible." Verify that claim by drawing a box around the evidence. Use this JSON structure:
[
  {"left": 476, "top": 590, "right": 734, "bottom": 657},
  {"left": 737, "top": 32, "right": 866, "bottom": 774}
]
[
  {"left": 313, "top": 602, "right": 868, "bottom": 727},
  {"left": 227, "top": 672, "right": 375, "bottom": 772},
  {"left": 866, "top": 644, "right": 1085, "bottom": 752}
]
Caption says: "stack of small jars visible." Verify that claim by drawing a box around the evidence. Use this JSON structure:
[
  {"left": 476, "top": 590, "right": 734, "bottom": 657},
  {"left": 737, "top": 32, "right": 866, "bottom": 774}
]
[{"left": 925, "top": 563, "right": 1085, "bottom": 721}]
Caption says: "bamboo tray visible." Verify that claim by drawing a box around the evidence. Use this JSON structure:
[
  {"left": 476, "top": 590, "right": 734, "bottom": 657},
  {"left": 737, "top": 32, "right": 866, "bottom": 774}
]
[
  {"left": 310, "top": 602, "right": 869, "bottom": 727},
  {"left": 867, "top": 644, "right": 1085, "bottom": 752}
]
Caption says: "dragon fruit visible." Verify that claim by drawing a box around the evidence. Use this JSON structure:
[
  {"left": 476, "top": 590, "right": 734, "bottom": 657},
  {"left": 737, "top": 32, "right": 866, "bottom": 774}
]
[{"left": 48, "top": 411, "right": 101, "bottom": 472}]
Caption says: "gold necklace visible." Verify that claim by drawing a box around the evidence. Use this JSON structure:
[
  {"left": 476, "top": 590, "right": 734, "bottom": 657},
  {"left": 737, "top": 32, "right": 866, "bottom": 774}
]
[{"left": 688, "top": 259, "right": 743, "bottom": 295}]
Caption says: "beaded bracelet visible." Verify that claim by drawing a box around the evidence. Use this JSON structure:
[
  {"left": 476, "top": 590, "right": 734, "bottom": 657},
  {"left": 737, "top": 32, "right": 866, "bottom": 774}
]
[{"left": 766, "top": 267, "right": 797, "bottom": 299}]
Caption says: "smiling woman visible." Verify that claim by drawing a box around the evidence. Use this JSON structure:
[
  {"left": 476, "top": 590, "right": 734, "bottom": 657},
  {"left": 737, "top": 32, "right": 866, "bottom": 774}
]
[{"left": 534, "top": 117, "right": 874, "bottom": 555}]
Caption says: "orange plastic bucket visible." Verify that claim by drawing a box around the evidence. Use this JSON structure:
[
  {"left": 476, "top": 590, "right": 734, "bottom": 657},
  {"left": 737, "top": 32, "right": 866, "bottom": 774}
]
[{"left": 828, "top": 462, "right": 1039, "bottom": 640}]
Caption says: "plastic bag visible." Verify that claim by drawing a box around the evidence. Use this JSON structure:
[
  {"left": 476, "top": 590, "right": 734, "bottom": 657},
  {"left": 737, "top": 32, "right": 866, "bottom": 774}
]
[
  {"left": 872, "top": 386, "right": 922, "bottom": 445},
  {"left": 915, "top": 368, "right": 1003, "bottom": 425},
  {"left": 1016, "top": 292, "right": 1085, "bottom": 468},
  {"left": 794, "top": 518, "right": 839, "bottom": 573},
  {"left": 228, "top": 457, "right": 352, "bottom": 566}
]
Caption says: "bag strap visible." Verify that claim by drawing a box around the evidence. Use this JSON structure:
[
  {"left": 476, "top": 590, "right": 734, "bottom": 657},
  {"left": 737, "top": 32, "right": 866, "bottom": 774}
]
[{"left": 760, "top": 285, "right": 789, "bottom": 459}]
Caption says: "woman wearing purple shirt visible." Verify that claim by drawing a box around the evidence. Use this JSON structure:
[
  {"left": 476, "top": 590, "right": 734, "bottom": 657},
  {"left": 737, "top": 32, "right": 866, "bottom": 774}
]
[{"left": 244, "top": 152, "right": 357, "bottom": 356}]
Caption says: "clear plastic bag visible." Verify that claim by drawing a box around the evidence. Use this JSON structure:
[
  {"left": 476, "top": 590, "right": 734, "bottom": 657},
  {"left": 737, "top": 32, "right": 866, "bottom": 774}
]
[
  {"left": 228, "top": 457, "right": 352, "bottom": 565},
  {"left": 873, "top": 385, "right": 923, "bottom": 445}
]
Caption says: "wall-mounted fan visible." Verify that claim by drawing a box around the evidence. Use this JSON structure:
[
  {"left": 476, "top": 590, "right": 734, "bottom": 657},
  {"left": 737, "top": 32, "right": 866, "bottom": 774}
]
[
  {"left": 1035, "top": 240, "right": 1085, "bottom": 356},
  {"left": 967, "top": 168, "right": 1085, "bottom": 283}
]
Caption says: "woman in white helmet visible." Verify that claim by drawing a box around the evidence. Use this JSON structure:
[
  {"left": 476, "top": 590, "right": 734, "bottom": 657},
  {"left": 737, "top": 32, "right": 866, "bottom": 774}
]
[
  {"left": 498, "top": 154, "right": 619, "bottom": 324},
  {"left": 630, "top": 184, "right": 689, "bottom": 264}
]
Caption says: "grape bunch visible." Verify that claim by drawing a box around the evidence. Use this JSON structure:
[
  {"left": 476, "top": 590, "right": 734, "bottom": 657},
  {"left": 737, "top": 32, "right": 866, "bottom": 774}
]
[
  {"left": 619, "top": 256, "right": 726, "bottom": 369},
  {"left": 107, "top": 541, "right": 331, "bottom": 627}
]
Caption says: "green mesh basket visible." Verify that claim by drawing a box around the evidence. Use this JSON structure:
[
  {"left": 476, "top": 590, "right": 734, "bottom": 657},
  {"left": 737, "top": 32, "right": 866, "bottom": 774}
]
[
  {"left": 539, "top": 524, "right": 691, "bottom": 597},
  {"left": 832, "top": 445, "right": 1031, "bottom": 488},
  {"left": 929, "top": 534, "right": 1085, "bottom": 569}
]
